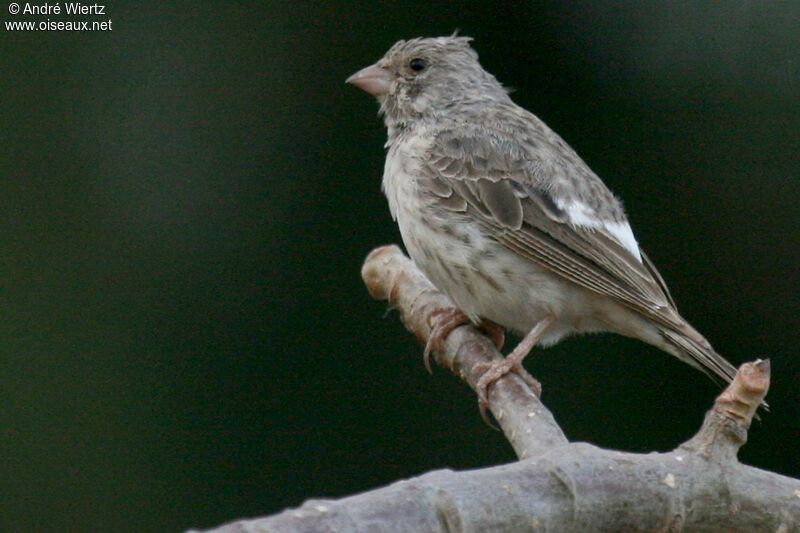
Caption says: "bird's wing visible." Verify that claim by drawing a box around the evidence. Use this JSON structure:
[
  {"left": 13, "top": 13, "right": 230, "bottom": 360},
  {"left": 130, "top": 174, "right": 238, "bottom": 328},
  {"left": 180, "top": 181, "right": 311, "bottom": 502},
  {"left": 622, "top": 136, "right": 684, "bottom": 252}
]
[{"left": 423, "top": 125, "right": 683, "bottom": 330}]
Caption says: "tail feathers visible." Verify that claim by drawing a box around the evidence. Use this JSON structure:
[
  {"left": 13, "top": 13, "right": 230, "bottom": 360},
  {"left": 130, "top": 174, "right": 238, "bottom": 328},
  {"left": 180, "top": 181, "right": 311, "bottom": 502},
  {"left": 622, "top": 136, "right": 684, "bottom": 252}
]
[
  {"left": 659, "top": 327, "right": 737, "bottom": 385},
  {"left": 660, "top": 325, "right": 769, "bottom": 411}
]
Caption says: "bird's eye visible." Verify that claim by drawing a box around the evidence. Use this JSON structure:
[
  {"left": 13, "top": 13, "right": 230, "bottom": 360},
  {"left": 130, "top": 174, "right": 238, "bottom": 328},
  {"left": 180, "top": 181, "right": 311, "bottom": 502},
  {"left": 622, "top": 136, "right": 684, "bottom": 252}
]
[{"left": 409, "top": 58, "right": 427, "bottom": 72}]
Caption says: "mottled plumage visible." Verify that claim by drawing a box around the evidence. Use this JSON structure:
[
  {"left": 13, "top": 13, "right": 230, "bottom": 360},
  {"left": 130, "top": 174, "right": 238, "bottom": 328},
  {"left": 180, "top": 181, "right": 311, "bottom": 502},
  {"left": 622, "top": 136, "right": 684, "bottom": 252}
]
[{"left": 348, "top": 36, "right": 738, "bottom": 402}]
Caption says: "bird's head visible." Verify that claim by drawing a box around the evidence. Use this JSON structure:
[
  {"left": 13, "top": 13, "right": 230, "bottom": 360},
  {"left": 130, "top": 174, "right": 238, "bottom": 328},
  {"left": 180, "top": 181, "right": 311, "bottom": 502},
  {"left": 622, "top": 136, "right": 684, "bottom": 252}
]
[{"left": 346, "top": 35, "right": 510, "bottom": 125}]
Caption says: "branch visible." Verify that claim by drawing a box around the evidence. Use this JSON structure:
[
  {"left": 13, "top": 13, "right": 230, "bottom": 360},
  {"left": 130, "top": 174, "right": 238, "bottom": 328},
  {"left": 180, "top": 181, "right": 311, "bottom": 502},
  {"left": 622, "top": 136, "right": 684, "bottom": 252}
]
[
  {"left": 199, "top": 245, "right": 800, "bottom": 533},
  {"left": 360, "top": 244, "right": 567, "bottom": 458}
]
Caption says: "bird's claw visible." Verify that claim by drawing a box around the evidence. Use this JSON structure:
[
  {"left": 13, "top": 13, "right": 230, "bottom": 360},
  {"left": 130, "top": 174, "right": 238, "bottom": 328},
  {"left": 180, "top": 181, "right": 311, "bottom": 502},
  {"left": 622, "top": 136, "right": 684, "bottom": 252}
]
[
  {"left": 423, "top": 312, "right": 505, "bottom": 373},
  {"left": 423, "top": 308, "right": 470, "bottom": 373},
  {"left": 472, "top": 358, "right": 542, "bottom": 426}
]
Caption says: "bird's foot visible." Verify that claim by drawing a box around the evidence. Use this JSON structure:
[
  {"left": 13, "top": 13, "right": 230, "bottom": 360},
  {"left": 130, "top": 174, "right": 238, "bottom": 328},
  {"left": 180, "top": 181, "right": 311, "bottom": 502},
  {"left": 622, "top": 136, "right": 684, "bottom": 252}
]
[
  {"left": 423, "top": 308, "right": 470, "bottom": 373},
  {"left": 423, "top": 311, "right": 505, "bottom": 373},
  {"left": 471, "top": 316, "right": 554, "bottom": 424},
  {"left": 473, "top": 356, "right": 542, "bottom": 424}
]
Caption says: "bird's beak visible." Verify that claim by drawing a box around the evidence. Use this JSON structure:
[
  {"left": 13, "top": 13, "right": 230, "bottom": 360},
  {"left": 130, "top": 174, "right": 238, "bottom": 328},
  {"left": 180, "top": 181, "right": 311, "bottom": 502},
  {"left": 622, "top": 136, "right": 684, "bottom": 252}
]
[{"left": 346, "top": 63, "right": 392, "bottom": 96}]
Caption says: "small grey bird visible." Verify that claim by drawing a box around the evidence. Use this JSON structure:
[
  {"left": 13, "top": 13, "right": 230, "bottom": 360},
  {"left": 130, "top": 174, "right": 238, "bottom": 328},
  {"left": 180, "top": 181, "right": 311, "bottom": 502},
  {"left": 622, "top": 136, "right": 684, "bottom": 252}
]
[{"left": 347, "top": 35, "right": 739, "bottom": 410}]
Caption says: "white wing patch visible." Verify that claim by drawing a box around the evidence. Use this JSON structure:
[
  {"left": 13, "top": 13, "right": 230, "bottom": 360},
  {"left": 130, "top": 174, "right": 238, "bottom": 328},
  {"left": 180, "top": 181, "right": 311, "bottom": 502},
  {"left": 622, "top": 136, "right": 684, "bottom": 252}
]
[
  {"left": 558, "top": 199, "right": 642, "bottom": 262},
  {"left": 604, "top": 221, "right": 642, "bottom": 262}
]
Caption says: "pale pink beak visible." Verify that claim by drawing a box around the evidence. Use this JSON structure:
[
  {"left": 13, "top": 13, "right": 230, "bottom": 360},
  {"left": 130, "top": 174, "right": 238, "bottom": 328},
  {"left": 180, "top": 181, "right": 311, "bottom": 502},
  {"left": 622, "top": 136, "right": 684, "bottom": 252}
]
[{"left": 346, "top": 63, "right": 392, "bottom": 96}]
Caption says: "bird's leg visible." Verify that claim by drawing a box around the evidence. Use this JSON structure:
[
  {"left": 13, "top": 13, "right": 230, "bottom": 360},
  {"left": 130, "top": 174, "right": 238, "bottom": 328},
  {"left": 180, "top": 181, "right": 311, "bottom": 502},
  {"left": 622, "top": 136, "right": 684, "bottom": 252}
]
[
  {"left": 423, "top": 308, "right": 470, "bottom": 373},
  {"left": 473, "top": 315, "right": 554, "bottom": 418}
]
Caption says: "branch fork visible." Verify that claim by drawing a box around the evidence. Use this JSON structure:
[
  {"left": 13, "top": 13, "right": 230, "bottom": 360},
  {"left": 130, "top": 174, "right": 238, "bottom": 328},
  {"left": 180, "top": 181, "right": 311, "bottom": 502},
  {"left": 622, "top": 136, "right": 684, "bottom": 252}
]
[{"left": 201, "top": 245, "right": 798, "bottom": 533}]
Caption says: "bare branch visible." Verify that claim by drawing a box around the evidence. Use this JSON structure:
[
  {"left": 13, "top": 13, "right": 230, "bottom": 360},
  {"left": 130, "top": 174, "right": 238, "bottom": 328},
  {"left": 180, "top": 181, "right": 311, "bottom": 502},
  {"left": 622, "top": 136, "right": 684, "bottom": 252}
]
[
  {"left": 205, "top": 428, "right": 800, "bottom": 532},
  {"left": 362, "top": 244, "right": 568, "bottom": 458},
  {"left": 681, "top": 359, "right": 770, "bottom": 462},
  {"left": 199, "top": 246, "right": 800, "bottom": 533}
]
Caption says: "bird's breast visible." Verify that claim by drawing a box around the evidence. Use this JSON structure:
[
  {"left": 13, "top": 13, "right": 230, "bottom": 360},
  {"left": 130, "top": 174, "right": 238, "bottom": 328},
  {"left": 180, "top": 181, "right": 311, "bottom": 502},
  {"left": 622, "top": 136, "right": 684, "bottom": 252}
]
[{"left": 384, "top": 139, "right": 533, "bottom": 328}]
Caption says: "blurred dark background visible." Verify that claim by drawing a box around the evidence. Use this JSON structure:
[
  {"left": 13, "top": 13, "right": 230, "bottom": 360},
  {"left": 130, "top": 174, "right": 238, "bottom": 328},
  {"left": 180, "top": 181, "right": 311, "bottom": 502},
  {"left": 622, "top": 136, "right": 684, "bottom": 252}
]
[{"left": 2, "top": 2, "right": 798, "bottom": 530}]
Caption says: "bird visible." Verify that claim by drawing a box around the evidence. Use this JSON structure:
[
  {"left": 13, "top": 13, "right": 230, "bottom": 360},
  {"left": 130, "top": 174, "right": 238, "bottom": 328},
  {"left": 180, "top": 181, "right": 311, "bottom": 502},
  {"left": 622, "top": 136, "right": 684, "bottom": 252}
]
[{"left": 346, "top": 35, "right": 740, "bottom": 413}]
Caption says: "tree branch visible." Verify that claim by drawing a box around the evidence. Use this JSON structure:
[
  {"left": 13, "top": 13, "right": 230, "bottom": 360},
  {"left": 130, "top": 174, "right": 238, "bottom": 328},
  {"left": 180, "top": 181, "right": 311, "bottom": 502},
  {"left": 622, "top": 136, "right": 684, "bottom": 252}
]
[
  {"left": 361, "top": 244, "right": 567, "bottom": 458},
  {"left": 200, "top": 245, "right": 800, "bottom": 533}
]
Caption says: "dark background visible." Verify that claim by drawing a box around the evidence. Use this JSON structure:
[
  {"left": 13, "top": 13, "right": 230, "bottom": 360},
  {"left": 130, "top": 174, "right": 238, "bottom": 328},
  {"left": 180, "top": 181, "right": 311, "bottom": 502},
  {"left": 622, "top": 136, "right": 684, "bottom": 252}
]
[{"left": 2, "top": 2, "right": 799, "bottom": 531}]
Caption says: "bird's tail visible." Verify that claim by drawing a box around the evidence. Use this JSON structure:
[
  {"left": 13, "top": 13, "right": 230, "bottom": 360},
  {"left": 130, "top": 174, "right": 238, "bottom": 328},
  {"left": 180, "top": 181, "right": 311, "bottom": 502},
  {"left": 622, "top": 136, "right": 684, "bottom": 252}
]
[
  {"left": 659, "top": 325, "right": 736, "bottom": 385},
  {"left": 659, "top": 322, "right": 769, "bottom": 410}
]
